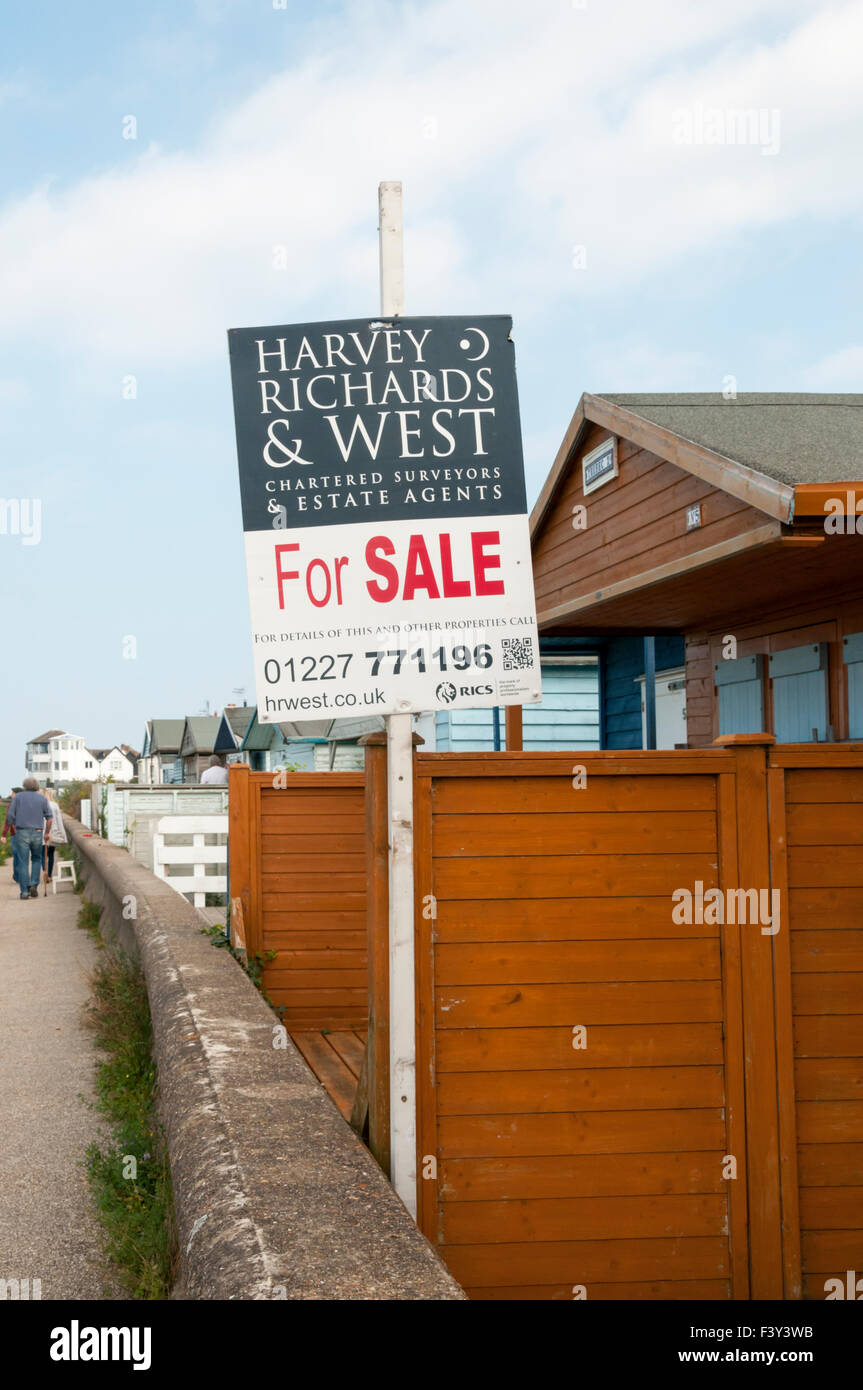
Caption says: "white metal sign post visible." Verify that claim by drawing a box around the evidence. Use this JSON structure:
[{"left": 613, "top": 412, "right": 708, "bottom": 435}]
[
  {"left": 379, "top": 181, "right": 417, "bottom": 1215},
  {"left": 227, "top": 181, "right": 542, "bottom": 1222}
]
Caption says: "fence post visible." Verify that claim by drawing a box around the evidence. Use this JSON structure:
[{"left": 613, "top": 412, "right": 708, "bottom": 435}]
[
  {"left": 504, "top": 705, "right": 523, "bottom": 751},
  {"left": 359, "top": 733, "right": 390, "bottom": 1174},
  {"left": 228, "top": 763, "right": 257, "bottom": 956},
  {"left": 715, "top": 732, "right": 784, "bottom": 1298},
  {"left": 765, "top": 752, "right": 803, "bottom": 1299}
]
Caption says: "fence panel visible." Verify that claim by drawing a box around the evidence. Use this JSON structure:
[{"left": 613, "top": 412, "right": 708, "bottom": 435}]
[
  {"left": 770, "top": 746, "right": 863, "bottom": 1300},
  {"left": 229, "top": 740, "right": 861, "bottom": 1297},
  {"left": 413, "top": 749, "right": 750, "bottom": 1300},
  {"left": 228, "top": 764, "right": 368, "bottom": 1029}
]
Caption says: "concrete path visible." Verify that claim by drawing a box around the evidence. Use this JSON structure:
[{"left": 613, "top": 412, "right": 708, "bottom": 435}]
[{"left": 0, "top": 860, "right": 115, "bottom": 1298}]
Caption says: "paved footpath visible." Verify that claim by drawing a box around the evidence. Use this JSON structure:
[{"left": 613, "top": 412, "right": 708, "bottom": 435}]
[{"left": 0, "top": 861, "right": 117, "bottom": 1298}]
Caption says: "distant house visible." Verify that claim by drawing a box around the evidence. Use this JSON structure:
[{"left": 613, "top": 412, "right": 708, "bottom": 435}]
[
  {"left": 214, "top": 706, "right": 256, "bottom": 763},
  {"left": 25, "top": 730, "right": 99, "bottom": 783},
  {"left": 179, "top": 715, "right": 222, "bottom": 782},
  {"left": 24, "top": 729, "right": 65, "bottom": 782},
  {"left": 139, "top": 719, "right": 185, "bottom": 785},
  {"left": 87, "top": 746, "right": 136, "bottom": 782},
  {"left": 120, "top": 744, "right": 140, "bottom": 779}
]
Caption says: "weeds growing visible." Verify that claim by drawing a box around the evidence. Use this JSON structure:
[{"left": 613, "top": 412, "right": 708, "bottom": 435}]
[{"left": 80, "top": 901, "right": 176, "bottom": 1298}]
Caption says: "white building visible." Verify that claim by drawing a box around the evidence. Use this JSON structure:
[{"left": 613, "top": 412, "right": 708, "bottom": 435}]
[
  {"left": 87, "top": 746, "right": 136, "bottom": 782},
  {"left": 25, "top": 730, "right": 98, "bottom": 783},
  {"left": 24, "top": 731, "right": 136, "bottom": 785}
]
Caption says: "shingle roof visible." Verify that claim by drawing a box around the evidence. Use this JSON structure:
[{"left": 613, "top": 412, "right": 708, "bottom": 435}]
[
  {"left": 180, "top": 716, "right": 220, "bottom": 755},
  {"left": 597, "top": 393, "right": 863, "bottom": 487},
  {"left": 276, "top": 720, "right": 333, "bottom": 740},
  {"left": 323, "top": 715, "right": 386, "bottom": 741},
  {"left": 223, "top": 706, "right": 256, "bottom": 738},
  {"left": 276, "top": 716, "right": 386, "bottom": 740},
  {"left": 27, "top": 729, "right": 65, "bottom": 744},
  {"left": 149, "top": 719, "right": 185, "bottom": 753},
  {"left": 239, "top": 711, "right": 274, "bottom": 751}
]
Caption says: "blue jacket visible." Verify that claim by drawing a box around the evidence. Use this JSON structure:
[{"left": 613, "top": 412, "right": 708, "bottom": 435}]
[{"left": 8, "top": 790, "right": 52, "bottom": 831}]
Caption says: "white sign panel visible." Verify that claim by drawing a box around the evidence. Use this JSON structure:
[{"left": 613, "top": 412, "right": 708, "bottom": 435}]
[
  {"left": 581, "top": 437, "right": 618, "bottom": 495},
  {"left": 227, "top": 315, "right": 541, "bottom": 721}
]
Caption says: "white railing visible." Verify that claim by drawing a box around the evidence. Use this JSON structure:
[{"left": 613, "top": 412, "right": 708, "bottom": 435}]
[
  {"left": 92, "top": 784, "right": 229, "bottom": 868},
  {"left": 152, "top": 815, "right": 228, "bottom": 908}
]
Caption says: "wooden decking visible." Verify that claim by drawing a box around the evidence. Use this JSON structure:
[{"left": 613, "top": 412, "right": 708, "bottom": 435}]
[{"left": 290, "top": 1029, "right": 366, "bottom": 1120}]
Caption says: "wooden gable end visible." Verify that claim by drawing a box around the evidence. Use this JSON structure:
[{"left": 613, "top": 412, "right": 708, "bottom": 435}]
[
  {"left": 214, "top": 714, "right": 239, "bottom": 753},
  {"left": 532, "top": 420, "right": 773, "bottom": 629}
]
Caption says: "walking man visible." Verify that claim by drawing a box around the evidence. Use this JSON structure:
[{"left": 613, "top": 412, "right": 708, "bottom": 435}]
[
  {"left": 200, "top": 755, "right": 229, "bottom": 786},
  {"left": 1, "top": 778, "right": 52, "bottom": 900}
]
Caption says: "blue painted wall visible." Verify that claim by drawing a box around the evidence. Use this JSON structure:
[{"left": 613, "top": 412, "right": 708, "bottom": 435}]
[
  {"left": 436, "top": 662, "right": 600, "bottom": 751},
  {"left": 602, "top": 636, "right": 685, "bottom": 750}
]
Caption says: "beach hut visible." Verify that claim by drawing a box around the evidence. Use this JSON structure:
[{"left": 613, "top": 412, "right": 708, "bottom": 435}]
[{"left": 531, "top": 393, "right": 863, "bottom": 744}]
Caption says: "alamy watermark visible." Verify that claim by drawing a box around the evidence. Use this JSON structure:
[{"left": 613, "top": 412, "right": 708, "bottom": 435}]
[
  {"left": 672, "top": 104, "right": 781, "bottom": 156},
  {"left": 0, "top": 498, "right": 41, "bottom": 545},
  {"left": 824, "top": 492, "right": 863, "bottom": 534},
  {"left": 1, "top": 1276, "right": 42, "bottom": 1299},
  {"left": 825, "top": 1270, "right": 863, "bottom": 1299},
  {"left": 672, "top": 881, "right": 780, "bottom": 934}
]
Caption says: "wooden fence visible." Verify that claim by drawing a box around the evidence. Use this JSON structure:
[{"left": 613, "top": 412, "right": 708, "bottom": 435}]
[
  {"left": 228, "top": 765, "right": 367, "bottom": 1030},
  {"left": 227, "top": 742, "right": 862, "bottom": 1298},
  {"left": 362, "top": 734, "right": 863, "bottom": 1300}
]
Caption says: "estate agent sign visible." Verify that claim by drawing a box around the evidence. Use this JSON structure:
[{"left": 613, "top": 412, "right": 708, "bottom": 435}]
[{"left": 228, "top": 315, "right": 541, "bottom": 721}]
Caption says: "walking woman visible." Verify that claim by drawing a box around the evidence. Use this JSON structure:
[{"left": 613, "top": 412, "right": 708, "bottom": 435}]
[
  {"left": 2, "top": 796, "right": 18, "bottom": 885},
  {"left": 42, "top": 789, "right": 67, "bottom": 884}
]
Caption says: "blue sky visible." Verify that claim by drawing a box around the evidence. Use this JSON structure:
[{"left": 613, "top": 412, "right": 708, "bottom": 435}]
[{"left": 2, "top": 0, "right": 862, "bottom": 790}]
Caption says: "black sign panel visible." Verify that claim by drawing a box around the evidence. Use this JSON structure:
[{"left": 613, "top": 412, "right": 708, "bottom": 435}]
[{"left": 227, "top": 315, "right": 527, "bottom": 533}]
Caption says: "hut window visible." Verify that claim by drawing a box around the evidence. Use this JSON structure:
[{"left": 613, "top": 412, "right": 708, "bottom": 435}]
[
  {"left": 715, "top": 654, "right": 765, "bottom": 736},
  {"left": 769, "top": 644, "right": 829, "bottom": 742},
  {"left": 843, "top": 633, "right": 863, "bottom": 739}
]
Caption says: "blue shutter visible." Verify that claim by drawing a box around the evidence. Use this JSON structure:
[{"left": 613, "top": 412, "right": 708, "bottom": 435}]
[
  {"left": 843, "top": 633, "right": 863, "bottom": 739},
  {"left": 715, "top": 655, "right": 764, "bottom": 735},
  {"left": 769, "top": 644, "right": 828, "bottom": 743}
]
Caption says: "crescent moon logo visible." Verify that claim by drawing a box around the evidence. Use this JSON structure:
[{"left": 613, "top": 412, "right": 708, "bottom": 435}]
[{"left": 458, "top": 327, "right": 490, "bottom": 361}]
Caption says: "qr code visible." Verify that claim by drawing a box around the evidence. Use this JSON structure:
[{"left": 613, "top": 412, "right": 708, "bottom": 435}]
[{"left": 502, "top": 636, "right": 534, "bottom": 671}]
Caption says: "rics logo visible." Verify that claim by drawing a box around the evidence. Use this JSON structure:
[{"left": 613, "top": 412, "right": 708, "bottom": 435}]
[{"left": 436, "top": 681, "right": 457, "bottom": 705}]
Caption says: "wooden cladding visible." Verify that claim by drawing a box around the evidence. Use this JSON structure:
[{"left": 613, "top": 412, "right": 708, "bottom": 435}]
[
  {"left": 531, "top": 425, "right": 768, "bottom": 622},
  {"left": 403, "top": 742, "right": 863, "bottom": 1301},
  {"left": 228, "top": 764, "right": 368, "bottom": 1029},
  {"left": 686, "top": 597, "right": 863, "bottom": 748}
]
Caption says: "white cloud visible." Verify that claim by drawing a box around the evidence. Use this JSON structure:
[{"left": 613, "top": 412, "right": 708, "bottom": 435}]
[
  {"left": 800, "top": 344, "right": 863, "bottom": 389},
  {"left": 0, "top": 0, "right": 856, "bottom": 368}
]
